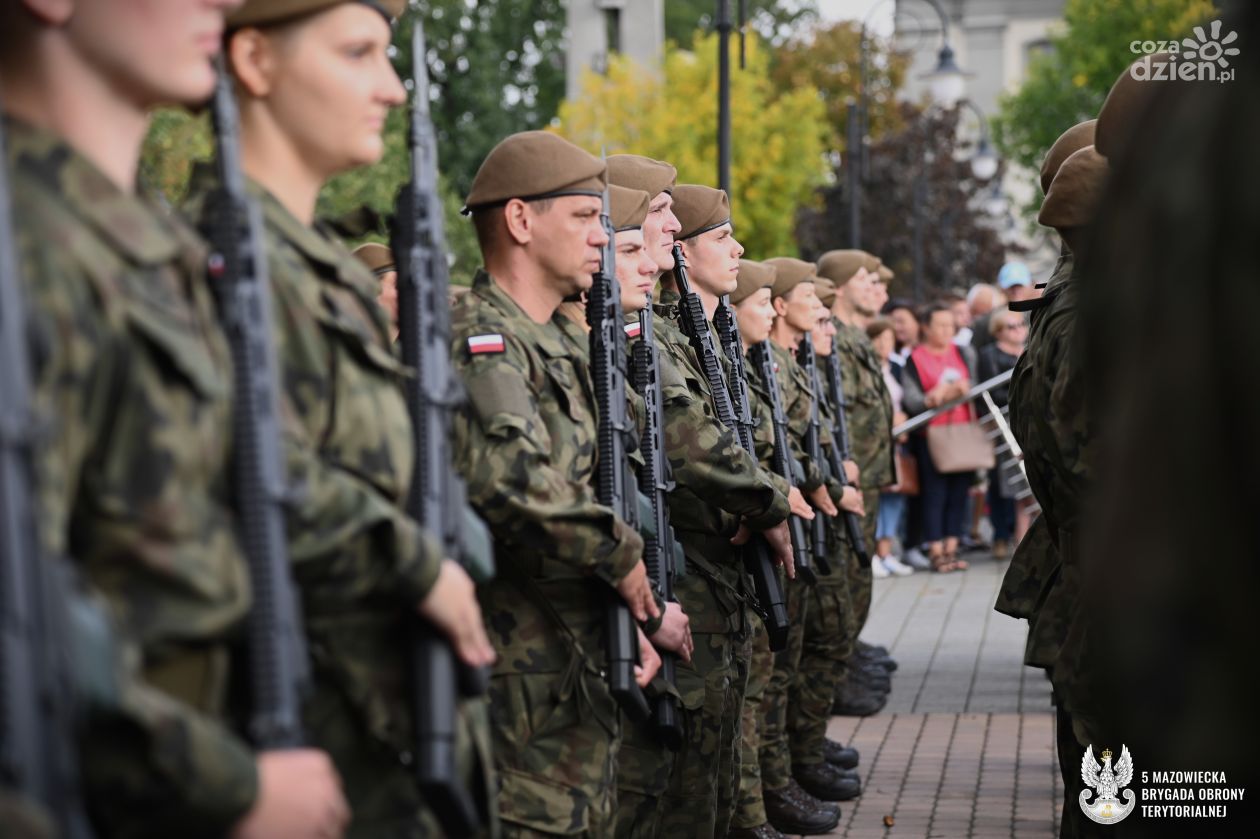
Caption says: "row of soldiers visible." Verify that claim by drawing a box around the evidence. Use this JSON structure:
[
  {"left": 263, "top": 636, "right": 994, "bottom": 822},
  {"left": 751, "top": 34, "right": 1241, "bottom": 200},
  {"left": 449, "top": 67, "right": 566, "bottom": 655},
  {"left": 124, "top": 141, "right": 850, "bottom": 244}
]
[{"left": 0, "top": 0, "right": 900, "bottom": 837}]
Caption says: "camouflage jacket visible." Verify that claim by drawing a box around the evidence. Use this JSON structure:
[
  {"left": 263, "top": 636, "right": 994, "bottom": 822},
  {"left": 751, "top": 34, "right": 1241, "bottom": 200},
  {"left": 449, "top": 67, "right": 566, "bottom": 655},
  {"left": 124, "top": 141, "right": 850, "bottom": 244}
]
[
  {"left": 832, "top": 319, "right": 895, "bottom": 488},
  {"left": 770, "top": 339, "right": 831, "bottom": 494},
  {"left": 6, "top": 117, "right": 256, "bottom": 837},
  {"left": 451, "top": 270, "right": 643, "bottom": 673}
]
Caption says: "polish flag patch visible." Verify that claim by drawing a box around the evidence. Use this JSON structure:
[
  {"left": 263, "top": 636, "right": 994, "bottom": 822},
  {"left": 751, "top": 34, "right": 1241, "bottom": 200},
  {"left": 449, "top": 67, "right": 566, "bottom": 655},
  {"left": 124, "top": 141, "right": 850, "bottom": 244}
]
[
  {"left": 624, "top": 321, "right": 642, "bottom": 339},
  {"left": 467, "top": 333, "right": 505, "bottom": 354}
]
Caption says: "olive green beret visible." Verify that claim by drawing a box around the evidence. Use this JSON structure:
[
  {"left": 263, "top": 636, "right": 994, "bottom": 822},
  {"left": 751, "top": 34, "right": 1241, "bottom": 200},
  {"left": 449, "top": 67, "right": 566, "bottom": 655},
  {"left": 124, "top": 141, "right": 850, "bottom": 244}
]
[
  {"left": 1038, "top": 145, "right": 1109, "bottom": 230},
  {"left": 732, "top": 260, "right": 777, "bottom": 305},
  {"left": 673, "top": 185, "right": 731, "bottom": 241},
  {"left": 816, "top": 249, "right": 878, "bottom": 287},
  {"left": 764, "top": 257, "right": 817, "bottom": 300},
  {"left": 610, "top": 185, "right": 650, "bottom": 232},
  {"left": 1040, "top": 120, "right": 1097, "bottom": 195},
  {"left": 228, "top": 0, "right": 402, "bottom": 28},
  {"left": 607, "top": 155, "right": 678, "bottom": 198},
  {"left": 464, "top": 131, "right": 607, "bottom": 213},
  {"left": 814, "top": 276, "right": 837, "bottom": 307},
  {"left": 352, "top": 242, "right": 394, "bottom": 275},
  {"left": 1096, "top": 55, "right": 1169, "bottom": 161},
  {"left": 877, "top": 262, "right": 893, "bottom": 282}
]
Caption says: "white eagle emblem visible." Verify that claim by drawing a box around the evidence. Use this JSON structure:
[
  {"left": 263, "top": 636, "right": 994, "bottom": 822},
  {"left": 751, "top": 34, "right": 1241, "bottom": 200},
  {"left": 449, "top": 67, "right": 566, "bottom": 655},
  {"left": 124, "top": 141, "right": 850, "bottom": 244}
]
[{"left": 1079, "top": 745, "right": 1136, "bottom": 824}]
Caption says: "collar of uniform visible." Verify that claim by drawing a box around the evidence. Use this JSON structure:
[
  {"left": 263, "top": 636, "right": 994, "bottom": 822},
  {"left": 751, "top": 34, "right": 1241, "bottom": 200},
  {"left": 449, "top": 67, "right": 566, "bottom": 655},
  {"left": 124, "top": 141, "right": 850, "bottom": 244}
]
[
  {"left": 251, "top": 180, "right": 357, "bottom": 277},
  {"left": 470, "top": 269, "right": 573, "bottom": 359},
  {"left": 4, "top": 116, "right": 183, "bottom": 265}
]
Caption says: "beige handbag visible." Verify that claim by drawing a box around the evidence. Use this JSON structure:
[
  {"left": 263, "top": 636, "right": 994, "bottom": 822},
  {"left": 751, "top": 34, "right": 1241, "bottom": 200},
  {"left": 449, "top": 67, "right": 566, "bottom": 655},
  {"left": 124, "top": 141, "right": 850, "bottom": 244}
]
[{"left": 926, "top": 421, "right": 995, "bottom": 473}]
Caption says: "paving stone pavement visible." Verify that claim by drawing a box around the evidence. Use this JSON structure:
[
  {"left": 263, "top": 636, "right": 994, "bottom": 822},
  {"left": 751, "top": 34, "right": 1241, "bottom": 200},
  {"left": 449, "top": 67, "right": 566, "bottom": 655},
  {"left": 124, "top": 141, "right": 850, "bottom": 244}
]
[{"left": 816, "top": 554, "right": 1063, "bottom": 839}]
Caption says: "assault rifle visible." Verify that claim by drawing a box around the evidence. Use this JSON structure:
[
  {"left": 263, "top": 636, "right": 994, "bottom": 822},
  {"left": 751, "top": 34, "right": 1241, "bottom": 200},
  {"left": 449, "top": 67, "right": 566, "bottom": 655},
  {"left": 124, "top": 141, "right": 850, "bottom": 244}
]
[
  {"left": 822, "top": 347, "right": 869, "bottom": 564},
  {"left": 671, "top": 245, "right": 789, "bottom": 651},
  {"left": 392, "top": 21, "right": 495, "bottom": 835},
  {"left": 628, "top": 306, "right": 684, "bottom": 749},
  {"left": 588, "top": 185, "right": 651, "bottom": 722},
  {"left": 747, "top": 341, "right": 817, "bottom": 584},
  {"left": 0, "top": 89, "right": 97, "bottom": 839},
  {"left": 203, "top": 62, "right": 310, "bottom": 750},
  {"left": 793, "top": 334, "right": 835, "bottom": 576}
]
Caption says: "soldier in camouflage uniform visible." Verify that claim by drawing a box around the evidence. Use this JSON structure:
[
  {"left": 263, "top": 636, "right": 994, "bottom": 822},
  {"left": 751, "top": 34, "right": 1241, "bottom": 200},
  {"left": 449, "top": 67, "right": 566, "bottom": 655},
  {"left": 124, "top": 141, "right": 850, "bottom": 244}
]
[
  {"left": 817, "top": 250, "right": 897, "bottom": 715},
  {"left": 451, "top": 132, "right": 661, "bottom": 837},
  {"left": 199, "top": 3, "right": 499, "bottom": 835},
  {"left": 0, "top": 1, "right": 351, "bottom": 837}
]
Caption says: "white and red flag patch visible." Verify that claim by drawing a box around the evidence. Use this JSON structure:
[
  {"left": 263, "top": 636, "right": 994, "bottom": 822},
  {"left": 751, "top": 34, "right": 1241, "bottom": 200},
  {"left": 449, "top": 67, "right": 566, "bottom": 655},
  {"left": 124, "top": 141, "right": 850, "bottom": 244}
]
[
  {"left": 623, "top": 321, "right": 642, "bottom": 339},
  {"left": 467, "top": 333, "right": 505, "bottom": 354}
]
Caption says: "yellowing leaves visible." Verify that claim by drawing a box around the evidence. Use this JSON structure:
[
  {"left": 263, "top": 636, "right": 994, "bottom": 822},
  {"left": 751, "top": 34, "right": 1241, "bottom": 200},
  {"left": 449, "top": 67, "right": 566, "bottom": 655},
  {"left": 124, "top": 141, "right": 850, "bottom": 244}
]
[{"left": 553, "top": 32, "right": 829, "bottom": 259}]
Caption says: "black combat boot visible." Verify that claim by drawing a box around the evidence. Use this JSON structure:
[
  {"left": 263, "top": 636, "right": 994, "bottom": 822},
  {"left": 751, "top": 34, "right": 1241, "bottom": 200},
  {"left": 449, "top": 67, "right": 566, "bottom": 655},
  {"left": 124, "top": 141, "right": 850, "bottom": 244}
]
[
  {"left": 765, "top": 780, "right": 840, "bottom": 835},
  {"left": 726, "top": 823, "right": 788, "bottom": 839},
  {"left": 794, "top": 761, "right": 863, "bottom": 802},
  {"left": 824, "top": 738, "right": 860, "bottom": 769},
  {"left": 832, "top": 677, "right": 887, "bottom": 716}
]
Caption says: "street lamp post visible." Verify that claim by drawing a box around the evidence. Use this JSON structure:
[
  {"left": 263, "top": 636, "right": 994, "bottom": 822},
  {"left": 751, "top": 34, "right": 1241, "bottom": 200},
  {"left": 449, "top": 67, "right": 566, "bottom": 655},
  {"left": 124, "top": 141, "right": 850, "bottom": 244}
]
[{"left": 716, "top": 0, "right": 733, "bottom": 195}]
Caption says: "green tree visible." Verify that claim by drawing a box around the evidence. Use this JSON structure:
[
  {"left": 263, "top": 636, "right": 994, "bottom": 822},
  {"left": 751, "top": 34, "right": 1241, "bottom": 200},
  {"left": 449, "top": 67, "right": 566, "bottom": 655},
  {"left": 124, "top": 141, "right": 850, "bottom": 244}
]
[
  {"left": 665, "top": 0, "right": 818, "bottom": 47},
  {"left": 555, "top": 31, "right": 829, "bottom": 259},
  {"left": 994, "top": 0, "right": 1216, "bottom": 215}
]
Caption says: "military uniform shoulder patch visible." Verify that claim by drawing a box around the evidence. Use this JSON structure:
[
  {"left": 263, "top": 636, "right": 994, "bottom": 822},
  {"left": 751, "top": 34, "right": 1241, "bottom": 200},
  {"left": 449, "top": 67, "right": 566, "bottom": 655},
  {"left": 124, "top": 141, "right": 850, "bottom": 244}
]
[
  {"left": 624, "top": 321, "right": 642, "bottom": 338},
  {"left": 467, "top": 333, "right": 505, "bottom": 354}
]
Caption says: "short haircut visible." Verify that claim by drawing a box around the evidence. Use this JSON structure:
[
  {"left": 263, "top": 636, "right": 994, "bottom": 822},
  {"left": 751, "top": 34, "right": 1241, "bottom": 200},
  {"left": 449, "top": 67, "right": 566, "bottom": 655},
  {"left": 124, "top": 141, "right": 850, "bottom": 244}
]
[
  {"left": 882, "top": 297, "right": 916, "bottom": 316},
  {"left": 988, "top": 304, "right": 1019, "bottom": 338},
  {"left": 865, "top": 318, "right": 894, "bottom": 342},
  {"left": 470, "top": 197, "right": 556, "bottom": 255},
  {"left": 966, "top": 283, "right": 1001, "bottom": 308},
  {"left": 918, "top": 301, "right": 953, "bottom": 327}
]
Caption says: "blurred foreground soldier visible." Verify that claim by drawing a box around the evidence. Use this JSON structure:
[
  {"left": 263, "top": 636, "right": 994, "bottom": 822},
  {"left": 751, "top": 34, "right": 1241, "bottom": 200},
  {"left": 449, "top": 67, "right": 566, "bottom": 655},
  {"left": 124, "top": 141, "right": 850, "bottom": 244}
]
[
  {"left": 0, "top": 1, "right": 351, "bottom": 836},
  {"left": 452, "top": 131, "right": 659, "bottom": 836},
  {"left": 196, "top": 2, "right": 497, "bottom": 835},
  {"left": 816, "top": 250, "right": 897, "bottom": 713},
  {"left": 1082, "top": 5, "right": 1260, "bottom": 833}
]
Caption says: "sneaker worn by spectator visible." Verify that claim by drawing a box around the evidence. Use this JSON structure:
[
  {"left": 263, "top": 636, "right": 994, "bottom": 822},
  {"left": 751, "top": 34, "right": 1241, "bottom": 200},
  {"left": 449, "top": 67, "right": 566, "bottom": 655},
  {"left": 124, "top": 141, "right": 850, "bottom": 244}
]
[
  {"left": 881, "top": 555, "right": 915, "bottom": 576},
  {"left": 727, "top": 823, "right": 789, "bottom": 839},
  {"left": 794, "top": 762, "right": 862, "bottom": 802},
  {"left": 824, "top": 739, "right": 860, "bottom": 769},
  {"left": 904, "top": 546, "right": 933, "bottom": 570},
  {"left": 871, "top": 556, "right": 891, "bottom": 578},
  {"left": 765, "top": 780, "right": 841, "bottom": 835}
]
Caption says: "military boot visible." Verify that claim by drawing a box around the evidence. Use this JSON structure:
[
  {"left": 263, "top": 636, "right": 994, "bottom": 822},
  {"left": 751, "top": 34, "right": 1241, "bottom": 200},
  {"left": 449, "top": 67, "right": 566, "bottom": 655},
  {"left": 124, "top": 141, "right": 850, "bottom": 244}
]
[
  {"left": 824, "top": 738, "right": 860, "bottom": 769},
  {"left": 764, "top": 780, "right": 840, "bottom": 836},
  {"left": 850, "top": 662, "right": 892, "bottom": 691},
  {"left": 832, "top": 676, "right": 887, "bottom": 716},
  {"left": 855, "top": 645, "right": 897, "bottom": 672},
  {"left": 726, "top": 823, "right": 789, "bottom": 839},
  {"left": 794, "top": 761, "right": 862, "bottom": 802}
]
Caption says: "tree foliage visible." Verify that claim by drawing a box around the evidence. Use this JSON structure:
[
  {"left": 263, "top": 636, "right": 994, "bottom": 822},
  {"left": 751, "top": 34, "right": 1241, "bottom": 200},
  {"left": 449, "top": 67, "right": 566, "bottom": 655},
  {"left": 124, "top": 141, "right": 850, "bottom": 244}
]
[
  {"left": 797, "top": 104, "right": 1006, "bottom": 302},
  {"left": 554, "top": 31, "right": 829, "bottom": 260},
  {"left": 664, "top": 0, "right": 818, "bottom": 48},
  {"left": 994, "top": 0, "right": 1217, "bottom": 215}
]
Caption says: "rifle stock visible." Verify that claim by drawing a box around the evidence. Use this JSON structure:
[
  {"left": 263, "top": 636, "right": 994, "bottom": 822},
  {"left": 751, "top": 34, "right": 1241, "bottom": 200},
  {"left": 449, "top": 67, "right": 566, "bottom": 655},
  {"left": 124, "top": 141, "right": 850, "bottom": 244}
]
[{"left": 671, "top": 246, "right": 789, "bottom": 651}]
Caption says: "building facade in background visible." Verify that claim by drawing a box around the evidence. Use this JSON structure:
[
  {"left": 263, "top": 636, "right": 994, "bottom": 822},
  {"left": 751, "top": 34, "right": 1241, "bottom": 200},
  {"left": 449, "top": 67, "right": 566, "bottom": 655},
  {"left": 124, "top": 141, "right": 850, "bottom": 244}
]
[{"left": 566, "top": 0, "right": 666, "bottom": 100}]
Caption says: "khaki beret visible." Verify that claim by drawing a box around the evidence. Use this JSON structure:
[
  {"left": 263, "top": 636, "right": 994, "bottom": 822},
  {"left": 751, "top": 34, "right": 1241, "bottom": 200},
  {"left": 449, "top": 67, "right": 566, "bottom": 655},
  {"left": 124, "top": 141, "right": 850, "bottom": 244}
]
[
  {"left": 1040, "top": 120, "right": 1097, "bottom": 195},
  {"left": 352, "top": 242, "right": 394, "bottom": 275},
  {"left": 607, "top": 155, "right": 678, "bottom": 198},
  {"left": 815, "top": 276, "right": 837, "bottom": 307},
  {"left": 229, "top": 0, "right": 402, "bottom": 28},
  {"left": 877, "top": 263, "right": 893, "bottom": 282},
  {"left": 732, "top": 260, "right": 777, "bottom": 305},
  {"left": 1038, "top": 145, "right": 1109, "bottom": 230},
  {"left": 673, "top": 185, "right": 731, "bottom": 241},
  {"left": 764, "top": 257, "right": 817, "bottom": 300},
  {"left": 610, "top": 185, "right": 650, "bottom": 232},
  {"left": 1096, "top": 55, "right": 1169, "bottom": 161},
  {"left": 464, "top": 131, "right": 607, "bottom": 213},
  {"left": 816, "top": 249, "right": 879, "bottom": 287}
]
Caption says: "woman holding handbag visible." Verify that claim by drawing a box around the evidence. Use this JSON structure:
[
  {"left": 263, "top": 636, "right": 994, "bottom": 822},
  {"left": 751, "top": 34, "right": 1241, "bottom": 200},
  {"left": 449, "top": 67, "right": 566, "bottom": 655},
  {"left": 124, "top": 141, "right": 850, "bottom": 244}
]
[{"left": 902, "top": 303, "right": 992, "bottom": 572}]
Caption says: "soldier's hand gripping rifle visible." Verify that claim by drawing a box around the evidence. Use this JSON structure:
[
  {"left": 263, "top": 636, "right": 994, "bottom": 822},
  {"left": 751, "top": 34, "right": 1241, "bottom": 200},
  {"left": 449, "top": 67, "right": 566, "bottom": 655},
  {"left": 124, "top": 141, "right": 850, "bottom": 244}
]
[
  {"left": 747, "top": 341, "right": 818, "bottom": 584},
  {"left": 793, "top": 334, "right": 836, "bottom": 577},
  {"left": 0, "top": 90, "right": 99, "bottom": 839},
  {"left": 392, "top": 21, "right": 495, "bottom": 836},
  {"left": 822, "top": 348, "right": 869, "bottom": 564},
  {"left": 203, "top": 62, "right": 310, "bottom": 752},
  {"left": 628, "top": 306, "right": 684, "bottom": 749},
  {"left": 671, "top": 245, "right": 789, "bottom": 651},
  {"left": 588, "top": 182, "right": 652, "bottom": 723}
]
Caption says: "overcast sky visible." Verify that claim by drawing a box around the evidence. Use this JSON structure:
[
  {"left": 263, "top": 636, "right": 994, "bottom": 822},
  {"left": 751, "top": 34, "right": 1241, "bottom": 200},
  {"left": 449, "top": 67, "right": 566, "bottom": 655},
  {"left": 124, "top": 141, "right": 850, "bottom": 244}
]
[{"left": 816, "top": 0, "right": 896, "bottom": 34}]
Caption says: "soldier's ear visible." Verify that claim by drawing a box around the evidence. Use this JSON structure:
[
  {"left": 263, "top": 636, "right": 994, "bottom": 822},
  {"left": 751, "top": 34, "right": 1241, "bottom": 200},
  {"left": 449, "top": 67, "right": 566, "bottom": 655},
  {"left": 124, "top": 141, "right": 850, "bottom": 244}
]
[
  {"left": 227, "top": 27, "right": 278, "bottom": 99},
  {"left": 502, "top": 199, "right": 534, "bottom": 247},
  {"left": 773, "top": 295, "right": 790, "bottom": 318}
]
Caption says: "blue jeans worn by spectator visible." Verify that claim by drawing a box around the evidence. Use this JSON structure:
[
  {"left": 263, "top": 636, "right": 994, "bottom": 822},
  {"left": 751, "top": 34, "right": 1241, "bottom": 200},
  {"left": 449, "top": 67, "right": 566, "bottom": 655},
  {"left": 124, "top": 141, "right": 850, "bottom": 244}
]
[
  {"left": 913, "top": 434, "right": 971, "bottom": 543},
  {"left": 988, "top": 471, "right": 1015, "bottom": 542},
  {"left": 877, "top": 493, "right": 905, "bottom": 542}
]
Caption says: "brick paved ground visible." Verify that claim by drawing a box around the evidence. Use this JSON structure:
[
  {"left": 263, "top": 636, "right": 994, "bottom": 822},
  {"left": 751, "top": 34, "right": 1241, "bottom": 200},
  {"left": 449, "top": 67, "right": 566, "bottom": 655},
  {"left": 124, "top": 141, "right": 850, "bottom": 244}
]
[{"left": 817, "top": 554, "right": 1063, "bottom": 839}]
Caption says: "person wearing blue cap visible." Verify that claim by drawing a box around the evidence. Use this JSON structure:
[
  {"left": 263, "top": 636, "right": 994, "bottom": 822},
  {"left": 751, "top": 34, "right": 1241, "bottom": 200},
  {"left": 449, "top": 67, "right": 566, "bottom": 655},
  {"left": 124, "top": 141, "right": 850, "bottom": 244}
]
[{"left": 997, "top": 261, "right": 1036, "bottom": 305}]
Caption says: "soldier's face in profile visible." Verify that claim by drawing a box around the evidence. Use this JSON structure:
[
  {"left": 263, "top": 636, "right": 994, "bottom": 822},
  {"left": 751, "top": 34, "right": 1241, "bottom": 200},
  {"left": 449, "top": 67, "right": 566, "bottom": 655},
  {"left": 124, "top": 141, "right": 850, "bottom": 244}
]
[
  {"left": 376, "top": 269, "right": 398, "bottom": 327},
  {"left": 681, "top": 223, "right": 743, "bottom": 296},
  {"left": 870, "top": 278, "right": 889, "bottom": 312},
  {"left": 778, "top": 281, "right": 819, "bottom": 334},
  {"left": 642, "top": 192, "right": 681, "bottom": 274},
  {"left": 735, "top": 288, "right": 775, "bottom": 344},
  {"left": 615, "top": 229, "right": 657, "bottom": 312},
  {"left": 812, "top": 309, "right": 836, "bottom": 356},
  {"left": 529, "top": 195, "right": 608, "bottom": 296},
  {"left": 67, "top": 0, "right": 242, "bottom": 107}
]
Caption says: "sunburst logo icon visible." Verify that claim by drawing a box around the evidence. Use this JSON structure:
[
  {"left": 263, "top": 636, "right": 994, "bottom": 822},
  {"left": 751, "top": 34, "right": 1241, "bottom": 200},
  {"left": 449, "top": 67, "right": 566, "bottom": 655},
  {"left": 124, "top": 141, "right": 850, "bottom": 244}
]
[{"left": 1182, "top": 19, "right": 1240, "bottom": 69}]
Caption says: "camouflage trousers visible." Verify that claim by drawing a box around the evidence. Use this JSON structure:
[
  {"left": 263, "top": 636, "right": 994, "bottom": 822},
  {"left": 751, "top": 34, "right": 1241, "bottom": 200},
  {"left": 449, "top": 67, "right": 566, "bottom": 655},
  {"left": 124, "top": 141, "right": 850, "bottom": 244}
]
[
  {"left": 845, "top": 488, "right": 881, "bottom": 638},
  {"left": 731, "top": 618, "right": 774, "bottom": 829},
  {"left": 488, "top": 669, "right": 620, "bottom": 836},
  {"left": 758, "top": 574, "right": 809, "bottom": 791},
  {"left": 789, "top": 561, "right": 854, "bottom": 767},
  {"left": 612, "top": 703, "right": 674, "bottom": 838}
]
